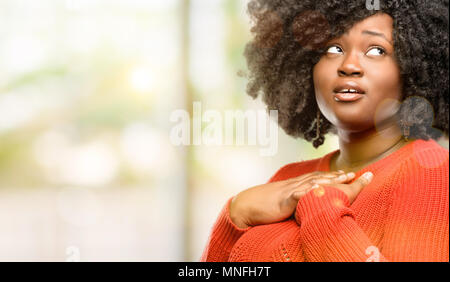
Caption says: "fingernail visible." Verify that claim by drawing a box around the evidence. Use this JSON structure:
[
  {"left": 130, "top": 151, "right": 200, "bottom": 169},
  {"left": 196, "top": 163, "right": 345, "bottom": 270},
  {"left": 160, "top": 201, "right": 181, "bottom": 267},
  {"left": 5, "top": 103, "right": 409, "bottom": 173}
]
[
  {"left": 363, "top": 172, "right": 373, "bottom": 181},
  {"left": 312, "top": 183, "right": 320, "bottom": 189},
  {"left": 347, "top": 172, "right": 355, "bottom": 178}
]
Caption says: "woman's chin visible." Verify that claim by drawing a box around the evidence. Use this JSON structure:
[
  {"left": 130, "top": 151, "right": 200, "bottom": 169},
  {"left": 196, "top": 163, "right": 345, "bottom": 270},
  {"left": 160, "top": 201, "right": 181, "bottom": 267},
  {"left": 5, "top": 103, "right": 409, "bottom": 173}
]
[{"left": 332, "top": 118, "right": 374, "bottom": 133}]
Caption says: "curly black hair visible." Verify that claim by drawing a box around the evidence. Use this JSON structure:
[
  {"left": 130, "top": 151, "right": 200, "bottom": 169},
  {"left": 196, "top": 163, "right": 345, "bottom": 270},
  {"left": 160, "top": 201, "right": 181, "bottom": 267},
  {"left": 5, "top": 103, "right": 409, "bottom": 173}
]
[{"left": 244, "top": 0, "right": 449, "bottom": 148}]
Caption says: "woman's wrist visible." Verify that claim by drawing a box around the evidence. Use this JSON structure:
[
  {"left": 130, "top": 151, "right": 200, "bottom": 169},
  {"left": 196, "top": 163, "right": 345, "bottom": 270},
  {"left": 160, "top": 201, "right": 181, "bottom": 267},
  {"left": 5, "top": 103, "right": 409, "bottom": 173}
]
[{"left": 229, "top": 196, "right": 250, "bottom": 229}]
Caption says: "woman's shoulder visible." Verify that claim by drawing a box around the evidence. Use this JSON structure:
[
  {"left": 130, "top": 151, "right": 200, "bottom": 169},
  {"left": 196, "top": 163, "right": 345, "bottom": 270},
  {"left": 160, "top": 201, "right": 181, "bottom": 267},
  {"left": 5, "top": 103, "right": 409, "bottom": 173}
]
[
  {"left": 390, "top": 139, "right": 449, "bottom": 205},
  {"left": 391, "top": 139, "right": 449, "bottom": 193},
  {"left": 411, "top": 138, "right": 448, "bottom": 153},
  {"left": 405, "top": 138, "right": 449, "bottom": 170}
]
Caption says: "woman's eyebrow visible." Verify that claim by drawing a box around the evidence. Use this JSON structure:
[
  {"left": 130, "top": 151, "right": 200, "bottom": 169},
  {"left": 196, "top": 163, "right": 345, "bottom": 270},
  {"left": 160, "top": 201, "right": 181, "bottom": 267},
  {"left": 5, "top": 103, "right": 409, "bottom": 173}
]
[{"left": 362, "top": 30, "right": 393, "bottom": 45}]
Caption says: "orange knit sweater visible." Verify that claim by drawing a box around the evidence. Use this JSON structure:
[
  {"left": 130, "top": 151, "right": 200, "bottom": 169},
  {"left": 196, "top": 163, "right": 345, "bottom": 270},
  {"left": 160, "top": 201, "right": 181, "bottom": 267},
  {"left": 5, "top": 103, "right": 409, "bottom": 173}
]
[{"left": 200, "top": 139, "right": 449, "bottom": 262}]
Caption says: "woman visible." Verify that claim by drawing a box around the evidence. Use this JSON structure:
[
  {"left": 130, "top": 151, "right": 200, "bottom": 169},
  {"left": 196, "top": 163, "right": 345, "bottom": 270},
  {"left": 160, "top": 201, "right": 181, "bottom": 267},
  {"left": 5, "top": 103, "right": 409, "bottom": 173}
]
[{"left": 201, "top": 0, "right": 449, "bottom": 262}]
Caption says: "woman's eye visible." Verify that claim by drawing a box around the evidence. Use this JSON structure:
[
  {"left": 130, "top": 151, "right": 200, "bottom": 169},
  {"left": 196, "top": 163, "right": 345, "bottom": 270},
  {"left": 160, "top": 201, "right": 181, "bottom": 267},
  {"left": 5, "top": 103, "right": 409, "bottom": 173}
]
[
  {"left": 326, "top": 46, "right": 343, "bottom": 54},
  {"left": 366, "top": 47, "right": 386, "bottom": 56}
]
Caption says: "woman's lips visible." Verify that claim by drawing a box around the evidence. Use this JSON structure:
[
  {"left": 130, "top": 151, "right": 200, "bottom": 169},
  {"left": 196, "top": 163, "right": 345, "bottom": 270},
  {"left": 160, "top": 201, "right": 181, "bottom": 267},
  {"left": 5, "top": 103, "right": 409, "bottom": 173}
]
[
  {"left": 333, "top": 93, "right": 364, "bottom": 102},
  {"left": 332, "top": 81, "right": 366, "bottom": 102}
]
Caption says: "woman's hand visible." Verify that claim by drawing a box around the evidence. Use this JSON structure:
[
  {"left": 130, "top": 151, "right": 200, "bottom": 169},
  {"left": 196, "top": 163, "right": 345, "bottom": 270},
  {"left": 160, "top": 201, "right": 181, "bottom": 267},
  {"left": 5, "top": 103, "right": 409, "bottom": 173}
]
[
  {"left": 229, "top": 170, "right": 356, "bottom": 229},
  {"left": 308, "top": 171, "right": 374, "bottom": 204}
]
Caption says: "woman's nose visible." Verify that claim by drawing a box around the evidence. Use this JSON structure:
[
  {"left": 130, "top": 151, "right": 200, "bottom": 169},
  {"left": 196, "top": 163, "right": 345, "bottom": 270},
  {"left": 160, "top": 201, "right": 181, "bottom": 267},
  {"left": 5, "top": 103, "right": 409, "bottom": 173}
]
[{"left": 338, "top": 53, "right": 364, "bottom": 77}]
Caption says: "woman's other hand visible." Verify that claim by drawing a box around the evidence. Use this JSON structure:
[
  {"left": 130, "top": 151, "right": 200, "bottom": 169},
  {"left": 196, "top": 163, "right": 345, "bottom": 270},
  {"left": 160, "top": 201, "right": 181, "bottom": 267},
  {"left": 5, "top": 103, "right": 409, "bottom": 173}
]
[{"left": 308, "top": 171, "right": 374, "bottom": 204}]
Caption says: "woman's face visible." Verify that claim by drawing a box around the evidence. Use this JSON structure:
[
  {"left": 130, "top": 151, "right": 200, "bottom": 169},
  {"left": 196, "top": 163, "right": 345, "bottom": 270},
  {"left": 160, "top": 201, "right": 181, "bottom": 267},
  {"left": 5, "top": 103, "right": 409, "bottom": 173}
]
[{"left": 313, "top": 13, "right": 402, "bottom": 133}]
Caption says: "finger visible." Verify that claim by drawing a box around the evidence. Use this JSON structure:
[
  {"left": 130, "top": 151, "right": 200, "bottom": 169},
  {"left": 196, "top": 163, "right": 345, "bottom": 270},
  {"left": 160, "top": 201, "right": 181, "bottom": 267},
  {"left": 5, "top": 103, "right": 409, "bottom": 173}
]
[
  {"left": 286, "top": 175, "right": 330, "bottom": 189},
  {"left": 290, "top": 171, "right": 346, "bottom": 184},
  {"left": 319, "top": 172, "right": 356, "bottom": 184},
  {"left": 289, "top": 170, "right": 345, "bottom": 182},
  {"left": 302, "top": 171, "right": 355, "bottom": 186},
  {"left": 350, "top": 172, "right": 374, "bottom": 194},
  {"left": 290, "top": 189, "right": 307, "bottom": 201},
  {"left": 291, "top": 183, "right": 321, "bottom": 201}
]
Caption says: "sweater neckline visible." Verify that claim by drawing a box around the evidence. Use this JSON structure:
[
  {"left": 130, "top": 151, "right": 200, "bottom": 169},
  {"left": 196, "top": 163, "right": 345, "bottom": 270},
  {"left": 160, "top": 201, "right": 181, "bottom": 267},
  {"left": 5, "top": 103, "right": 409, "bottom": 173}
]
[{"left": 318, "top": 139, "right": 429, "bottom": 176}]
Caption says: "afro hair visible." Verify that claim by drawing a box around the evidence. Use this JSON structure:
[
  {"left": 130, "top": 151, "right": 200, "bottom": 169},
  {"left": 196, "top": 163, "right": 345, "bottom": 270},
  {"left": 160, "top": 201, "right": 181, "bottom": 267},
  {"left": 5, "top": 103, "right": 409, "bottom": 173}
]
[{"left": 244, "top": 0, "right": 449, "bottom": 148}]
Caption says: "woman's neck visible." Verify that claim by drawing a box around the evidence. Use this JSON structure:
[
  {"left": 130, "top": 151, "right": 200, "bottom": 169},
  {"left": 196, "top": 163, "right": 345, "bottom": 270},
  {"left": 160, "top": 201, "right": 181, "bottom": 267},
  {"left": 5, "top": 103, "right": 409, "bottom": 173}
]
[{"left": 330, "top": 120, "right": 412, "bottom": 173}]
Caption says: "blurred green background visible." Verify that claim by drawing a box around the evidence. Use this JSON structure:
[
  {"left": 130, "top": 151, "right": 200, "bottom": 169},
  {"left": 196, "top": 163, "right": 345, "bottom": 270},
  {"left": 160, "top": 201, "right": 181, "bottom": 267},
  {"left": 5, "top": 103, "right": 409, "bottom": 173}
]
[{"left": 0, "top": 0, "right": 447, "bottom": 261}]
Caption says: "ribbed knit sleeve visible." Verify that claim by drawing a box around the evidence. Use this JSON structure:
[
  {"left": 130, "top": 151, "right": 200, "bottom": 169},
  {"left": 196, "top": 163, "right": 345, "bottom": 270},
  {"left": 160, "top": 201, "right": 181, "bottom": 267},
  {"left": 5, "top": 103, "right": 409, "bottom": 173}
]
[
  {"left": 295, "top": 186, "right": 388, "bottom": 262},
  {"left": 200, "top": 197, "right": 251, "bottom": 262},
  {"left": 200, "top": 163, "right": 299, "bottom": 262},
  {"left": 295, "top": 147, "right": 449, "bottom": 262}
]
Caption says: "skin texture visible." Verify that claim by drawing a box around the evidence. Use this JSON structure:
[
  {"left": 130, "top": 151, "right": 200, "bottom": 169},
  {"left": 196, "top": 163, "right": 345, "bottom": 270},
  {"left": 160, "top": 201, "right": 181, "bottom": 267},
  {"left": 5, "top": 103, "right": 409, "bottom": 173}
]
[{"left": 313, "top": 13, "right": 413, "bottom": 172}]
